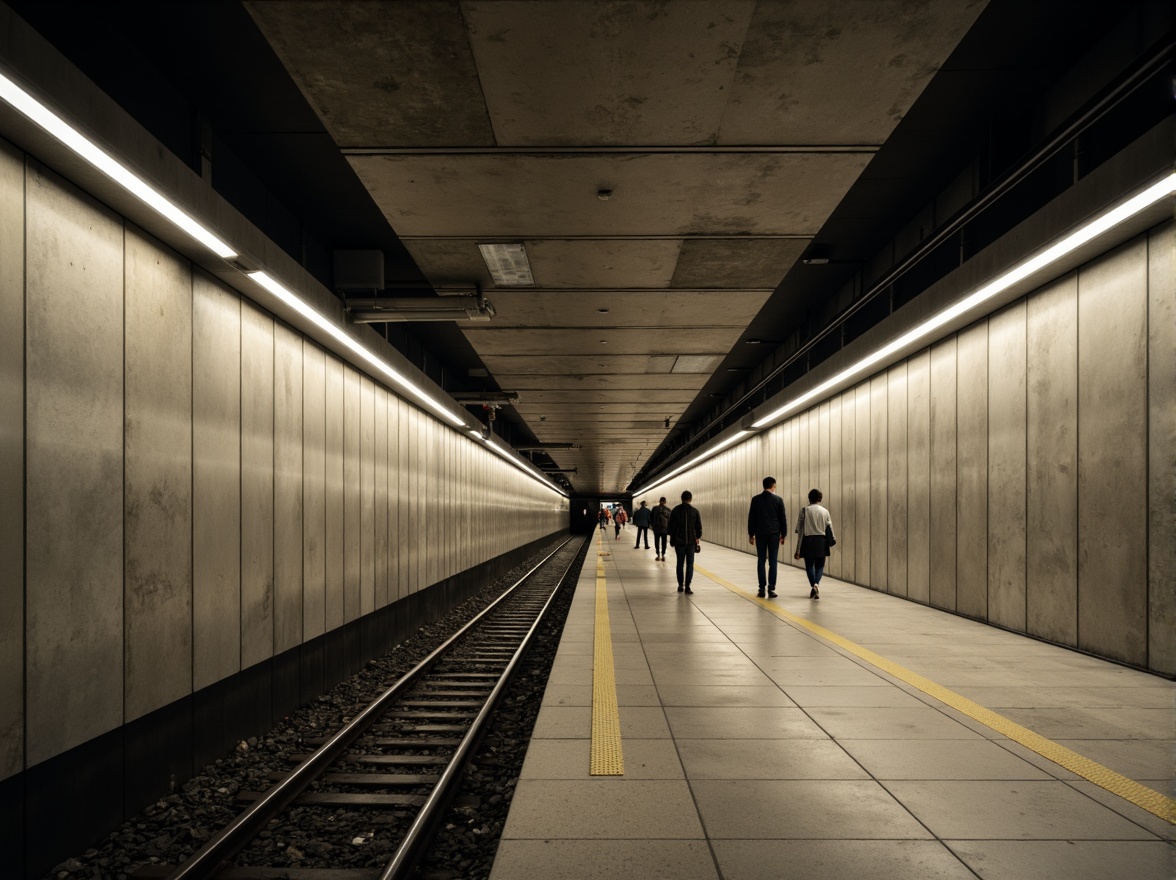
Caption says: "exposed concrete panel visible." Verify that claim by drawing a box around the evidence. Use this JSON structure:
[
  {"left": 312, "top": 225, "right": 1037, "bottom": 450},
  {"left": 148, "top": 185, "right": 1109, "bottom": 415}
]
[
  {"left": 906, "top": 350, "right": 930, "bottom": 605},
  {"left": 351, "top": 152, "right": 872, "bottom": 238},
  {"left": 928, "top": 337, "right": 957, "bottom": 611},
  {"left": 302, "top": 345, "right": 327, "bottom": 641},
  {"left": 343, "top": 367, "right": 361, "bottom": 622},
  {"left": 722, "top": 0, "right": 986, "bottom": 144},
  {"left": 887, "top": 365, "right": 908, "bottom": 596},
  {"left": 0, "top": 139, "right": 22, "bottom": 779},
  {"left": 274, "top": 325, "right": 304, "bottom": 653},
  {"left": 25, "top": 165, "right": 124, "bottom": 763},
  {"left": 374, "top": 388, "right": 389, "bottom": 609},
  {"left": 240, "top": 304, "right": 274, "bottom": 669},
  {"left": 500, "top": 369, "right": 720, "bottom": 389},
  {"left": 466, "top": 0, "right": 755, "bottom": 146},
  {"left": 868, "top": 374, "right": 887, "bottom": 591},
  {"left": 987, "top": 301, "right": 1027, "bottom": 631},
  {"left": 387, "top": 397, "right": 401, "bottom": 603},
  {"left": 526, "top": 239, "right": 682, "bottom": 288},
  {"left": 472, "top": 286, "right": 773, "bottom": 327},
  {"left": 1147, "top": 221, "right": 1176, "bottom": 675},
  {"left": 360, "top": 376, "right": 376, "bottom": 616},
  {"left": 397, "top": 399, "right": 411, "bottom": 601},
  {"left": 466, "top": 327, "right": 740, "bottom": 356},
  {"left": 853, "top": 383, "right": 871, "bottom": 583},
  {"left": 1026, "top": 276, "right": 1078, "bottom": 647},
  {"left": 245, "top": 0, "right": 492, "bottom": 147},
  {"left": 192, "top": 274, "right": 241, "bottom": 691},
  {"left": 839, "top": 390, "right": 857, "bottom": 584},
  {"left": 670, "top": 238, "right": 808, "bottom": 289},
  {"left": 324, "top": 357, "right": 345, "bottom": 631},
  {"left": 123, "top": 227, "right": 193, "bottom": 721},
  {"left": 1078, "top": 239, "right": 1147, "bottom": 667},
  {"left": 955, "top": 322, "right": 988, "bottom": 620}
]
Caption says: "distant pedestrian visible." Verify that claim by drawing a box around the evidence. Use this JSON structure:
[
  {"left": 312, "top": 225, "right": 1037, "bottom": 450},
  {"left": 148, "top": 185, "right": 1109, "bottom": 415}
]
[
  {"left": 651, "top": 496, "right": 671, "bottom": 560},
  {"left": 667, "top": 490, "right": 703, "bottom": 594},
  {"left": 748, "top": 476, "right": 788, "bottom": 598},
  {"left": 631, "top": 500, "right": 652, "bottom": 549},
  {"left": 598, "top": 508, "right": 608, "bottom": 532},
  {"left": 794, "top": 489, "right": 836, "bottom": 599},
  {"left": 614, "top": 508, "right": 623, "bottom": 540}
]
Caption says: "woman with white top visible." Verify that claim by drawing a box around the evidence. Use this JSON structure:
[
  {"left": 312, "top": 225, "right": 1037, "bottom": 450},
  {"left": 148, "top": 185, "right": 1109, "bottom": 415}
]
[{"left": 794, "top": 488, "right": 835, "bottom": 599}]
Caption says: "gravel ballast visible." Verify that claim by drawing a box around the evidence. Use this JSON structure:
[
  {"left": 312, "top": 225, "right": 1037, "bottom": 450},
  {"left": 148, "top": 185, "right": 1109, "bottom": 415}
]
[{"left": 44, "top": 536, "right": 585, "bottom": 880}]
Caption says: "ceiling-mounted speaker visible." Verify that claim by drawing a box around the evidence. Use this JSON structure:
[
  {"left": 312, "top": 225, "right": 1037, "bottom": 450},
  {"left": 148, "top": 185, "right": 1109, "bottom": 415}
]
[{"left": 334, "top": 250, "right": 385, "bottom": 290}]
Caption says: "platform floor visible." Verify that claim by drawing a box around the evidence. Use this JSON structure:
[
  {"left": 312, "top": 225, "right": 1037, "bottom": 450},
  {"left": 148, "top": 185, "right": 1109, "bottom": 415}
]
[{"left": 489, "top": 529, "right": 1174, "bottom": 880}]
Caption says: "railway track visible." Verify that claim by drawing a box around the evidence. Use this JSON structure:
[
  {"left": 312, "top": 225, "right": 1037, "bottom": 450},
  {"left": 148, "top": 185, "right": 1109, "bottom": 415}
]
[{"left": 136, "top": 534, "right": 588, "bottom": 880}]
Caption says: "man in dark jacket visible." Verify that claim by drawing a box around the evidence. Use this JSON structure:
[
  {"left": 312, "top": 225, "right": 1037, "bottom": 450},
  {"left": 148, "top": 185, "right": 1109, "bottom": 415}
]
[
  {"left": 748, "top": 476, "right": 788, "bottom": 598},
  {"left": 651, "top": 497, "right": 672, "bottom": 561},
  {"left": 667, "top": 491, "right": 703, "bottom": 594},
  {"left": 631, "top": 500, "right": 652, "bottom": 550}
]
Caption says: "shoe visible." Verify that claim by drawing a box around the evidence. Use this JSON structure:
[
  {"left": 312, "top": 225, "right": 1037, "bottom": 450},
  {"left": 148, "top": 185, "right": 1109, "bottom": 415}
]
[
  {"left": 757, "top": 590, "right": 765, "bottom": 598},
  {"left": 677, "top": 585, "right": 684, "bottom": 593},
  {"left": 768, "top": 591, "right": 777, "bottom": 598},
  {"left": 685, "top": 587, "right": 693, "bottom": 594},
  {"left": 813, "top": 586, "right": 820, "bottom": 600}
]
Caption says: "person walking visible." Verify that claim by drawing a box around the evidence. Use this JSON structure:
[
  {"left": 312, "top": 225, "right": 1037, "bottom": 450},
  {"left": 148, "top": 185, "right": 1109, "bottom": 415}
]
[
  {"left": 748, "top": 476, "right": 788, "bottom": 598},
  {"left": 651, "top": 496, "right": 671, "bottom": 561},
  {"left": 794, "top": 488, "right": 835, "bottom": 599},
  {"left": 614, "top": 506, "right": 624, "bottom": 540},
  {"left": 598, "top": 507, "right": 609, "bottom": 532},
  {"left": 631, "top": 500, "right": 652, "bottom": 550},
  {"left": 667, "top": 490, "right": 703, "bottom": 594}
]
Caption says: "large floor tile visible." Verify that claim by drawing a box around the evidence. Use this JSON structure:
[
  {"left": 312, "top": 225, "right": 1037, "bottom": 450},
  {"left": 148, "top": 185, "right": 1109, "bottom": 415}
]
[
  {"left": 676, "top": 738, "right": 868, "bottom": 780},
  {"left": 655, "top": 685, "right": 795, "bottom": 707},
  {"left": 945, "top": 840, "right": 1174, "bottom": 880},
  {"left": 783, "top": 685, "right": 927, "bottom": 708},
  {"left": 692, "top": 779, "right": 932, "bottom": 839},
  {"left": 807, "top": 706, "right": 987, "bottom": 740},
  {"left": 998, "top": 707, "right": 1174, "bottom": 740},
  {"left": 501, "top": 780, "right": 704, "bottom": 839},
  {"left": 885, "top": 780, "right": 1161, "bottom": 840},
  {"left": 490, "top": 840, "right": 719, "bottom": 880},
  {"left": 711, "top": 840, "right": 979, "bottom": 880},
  {"left": 665, "top": 707, "right": 827, "bottom": 739},
  {"left": 837, "top": 738, "right": 1052, "bottom": 780},
  {"left": 520, "top": 738, "right": 685, "bottom": 780},
  {"left": 1054, "top": 737, "right": 1176, "bottom": 781}
]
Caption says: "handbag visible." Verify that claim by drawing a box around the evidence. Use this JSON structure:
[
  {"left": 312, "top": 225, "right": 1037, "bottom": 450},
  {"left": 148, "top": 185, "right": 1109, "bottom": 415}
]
[{"left": 825, "top": 524, "right": 836, "bottom": 547}]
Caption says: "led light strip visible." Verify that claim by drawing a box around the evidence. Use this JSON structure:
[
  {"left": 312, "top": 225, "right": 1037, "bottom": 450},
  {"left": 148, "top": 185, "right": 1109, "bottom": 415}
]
[
  {"left": 632, "top": 429, "right": 749, "bottom": 497},
  {"left": 751, "top": 173, "right": 1176, "bottom": 429},
  {"left": 0, "top": 70, "right": 238, "bottom": 258}
]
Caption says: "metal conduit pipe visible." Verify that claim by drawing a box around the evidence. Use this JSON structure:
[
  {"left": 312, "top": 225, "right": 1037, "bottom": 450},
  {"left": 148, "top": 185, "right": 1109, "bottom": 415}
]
[{"left": 636, "top": 39, "right": 1172, "bottom": 487}]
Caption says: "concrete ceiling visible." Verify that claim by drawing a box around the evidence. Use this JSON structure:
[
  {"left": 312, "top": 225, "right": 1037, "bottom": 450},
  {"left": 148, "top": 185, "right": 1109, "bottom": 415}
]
[{"left": 246, "top": 0, "right": 987, "bottom": 494}]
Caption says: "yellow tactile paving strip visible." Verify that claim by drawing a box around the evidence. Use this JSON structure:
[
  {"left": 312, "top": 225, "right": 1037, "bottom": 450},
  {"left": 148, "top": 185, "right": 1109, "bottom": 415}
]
[
  {"left": 695, "top": 564, "right": 1176, "bottom": 824},
  {"left": 590, "top": 533, "right": 624, "bottom": 775}
]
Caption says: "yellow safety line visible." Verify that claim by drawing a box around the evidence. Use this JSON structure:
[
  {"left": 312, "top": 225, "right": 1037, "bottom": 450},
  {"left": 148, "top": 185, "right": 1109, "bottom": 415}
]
[
  {"left": 694, "top": 564, "right": 1175, "bottom": 824},
  {"left": 590, "top": 531, "right": 624, "bottom": 775}
]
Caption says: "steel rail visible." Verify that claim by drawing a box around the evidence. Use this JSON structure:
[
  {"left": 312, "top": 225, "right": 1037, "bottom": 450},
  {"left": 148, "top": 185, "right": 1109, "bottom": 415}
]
[
  {"left": 378, "top": 535, "right": 588, "bottom": 879},
  {"left": 163, "top": 535, "right": 578, "bottom": 880}
]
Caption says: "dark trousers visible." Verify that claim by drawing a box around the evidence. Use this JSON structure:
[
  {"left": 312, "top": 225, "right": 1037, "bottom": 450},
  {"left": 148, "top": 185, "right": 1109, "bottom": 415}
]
[
  {"left": 674, "top": 543, "right": 695, "bottom": 587},
  {"left": 804, "top": 556, "right": 826, "bottom": 585},
  {"left": 755, "top": 533, "right": 780, "bottom": 588},
  {"left": 634, "top": 526, "right": 649, "bottom": 548},
  {"left": 654, "top": 532, "right": 668, "bottom": 556}
]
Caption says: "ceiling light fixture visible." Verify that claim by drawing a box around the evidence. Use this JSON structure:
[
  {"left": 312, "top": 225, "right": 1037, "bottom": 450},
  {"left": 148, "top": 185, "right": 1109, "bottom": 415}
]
[
  {"left": 752, "top": 173, "right": 1176, "bottom": 430},
  {"left": 478, "top": 242, "right": 534, "bottom": 286},
  {"left": 248, "top": 271, "right": 465, "bottom": 428},
  {"left": 0, "top": 70, "right": 237, "bottom": 258}
]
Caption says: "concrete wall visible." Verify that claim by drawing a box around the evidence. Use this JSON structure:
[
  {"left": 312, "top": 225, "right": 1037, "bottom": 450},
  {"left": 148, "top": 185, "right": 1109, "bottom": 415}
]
[
  {"left": 644, "top": 221, "right": 1175, "bottom": 677},
  {"left": 0, "top": 141, "right": 567, "bottom": 781}
]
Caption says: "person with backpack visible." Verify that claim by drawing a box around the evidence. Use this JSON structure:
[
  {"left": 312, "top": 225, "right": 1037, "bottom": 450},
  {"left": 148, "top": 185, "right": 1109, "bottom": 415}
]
[
  {"left": 667, "top": 490, "right": 703, "bottom": 594},
  {"left": 651, "top": 496, "right": 672, "bottom": 561}
]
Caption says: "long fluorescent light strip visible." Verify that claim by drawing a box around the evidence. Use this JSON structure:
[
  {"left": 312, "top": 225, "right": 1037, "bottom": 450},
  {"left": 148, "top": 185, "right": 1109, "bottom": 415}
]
[
  {"left": 0, "top": 71, "right": 237, "bottom": 259},
  {"left": 633, "top": 430, "right": 750, "bottom": 497},
  {"left": 752, "top": 173, "right": 1176, "bottom": 430},
  {"left": 249, "top": 271, "right": 465, "bottom": 428},
  {"left": 480, "top": 432, "right": 568, "bottom": 496}
]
